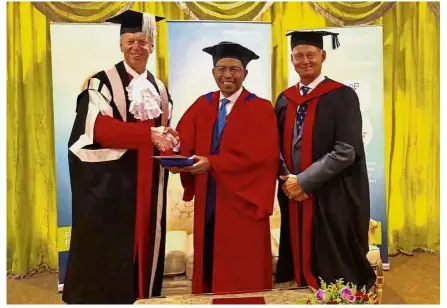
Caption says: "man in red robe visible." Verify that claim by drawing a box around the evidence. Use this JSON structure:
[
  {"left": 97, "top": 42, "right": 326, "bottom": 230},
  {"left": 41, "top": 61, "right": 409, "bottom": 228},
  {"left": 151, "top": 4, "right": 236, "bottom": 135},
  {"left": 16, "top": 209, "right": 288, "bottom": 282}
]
[
  {"left": 171, "top": 42, "right": 280, "bottom": 294},
  {"left": 275, "top": 31, "right": 376, "bottom": 290},
  {"left": 63, "top": 10, "right": 178, "bottom": 304}
]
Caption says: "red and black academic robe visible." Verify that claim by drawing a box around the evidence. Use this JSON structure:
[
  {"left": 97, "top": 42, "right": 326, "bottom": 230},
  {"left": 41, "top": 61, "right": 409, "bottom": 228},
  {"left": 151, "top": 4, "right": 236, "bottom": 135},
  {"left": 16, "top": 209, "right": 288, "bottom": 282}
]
[
  {"left": 274, "top": 78, "right": 376, "bottom": 290},
  {"left": 176, "top": 89, "right": 280, "bottom": 295},
  {"left": 63, "top": 61, "right": 171, "bottom": 304}
]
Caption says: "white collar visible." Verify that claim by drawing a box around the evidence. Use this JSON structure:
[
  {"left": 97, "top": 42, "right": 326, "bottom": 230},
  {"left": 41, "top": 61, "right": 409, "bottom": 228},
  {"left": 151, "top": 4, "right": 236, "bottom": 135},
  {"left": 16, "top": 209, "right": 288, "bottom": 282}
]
[
  {"left": 299, "top": 74, "right": 325, "bottom": 90},
  {"left": 219, "top": 86, "right": 244, "bottom": 104},
  {"left": 124, "top": 61, "right": 148, "bottom": 79}
]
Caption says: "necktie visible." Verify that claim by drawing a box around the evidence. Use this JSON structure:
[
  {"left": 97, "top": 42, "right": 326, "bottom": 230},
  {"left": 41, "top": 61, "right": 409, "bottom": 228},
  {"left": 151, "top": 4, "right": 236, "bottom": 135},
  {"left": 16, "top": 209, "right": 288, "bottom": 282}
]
[
  {"left": 296, "top": 86, "right": 310, "bottom": 135},
  {"left": 218, "top": 98, "right": 231, "bottom": 137}
]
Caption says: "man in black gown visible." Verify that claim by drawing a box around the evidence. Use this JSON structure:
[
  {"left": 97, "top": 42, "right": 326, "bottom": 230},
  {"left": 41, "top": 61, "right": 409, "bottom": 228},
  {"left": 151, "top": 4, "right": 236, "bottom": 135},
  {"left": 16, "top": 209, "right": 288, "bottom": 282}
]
[
  {"left": 274, "top": 30, "right": 376, "bottom": 291},
  {"left": 62, "top": 10, "right": 177, "bottom": 304}
]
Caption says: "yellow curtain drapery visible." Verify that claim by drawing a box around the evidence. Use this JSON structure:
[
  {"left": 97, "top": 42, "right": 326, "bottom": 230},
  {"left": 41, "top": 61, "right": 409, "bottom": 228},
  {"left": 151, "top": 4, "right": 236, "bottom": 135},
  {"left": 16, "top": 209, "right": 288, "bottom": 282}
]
[
  {"left": 7, "top": 2, "right": 59, "bottom": 275},
  {"left": 6, "top": 1, "right": 439, "bottom": 275},
  {"left": 32, "top": 2, "right": 134, "bottom": 22},
  {"left": 175, "top": 1, "right": 273, "bottom": 20},
  {"left": 375, "top": 2, "right": 440, "bottom": 253},
  {"left": 310, "top": 2, "right": 396, "bottom": 26}
]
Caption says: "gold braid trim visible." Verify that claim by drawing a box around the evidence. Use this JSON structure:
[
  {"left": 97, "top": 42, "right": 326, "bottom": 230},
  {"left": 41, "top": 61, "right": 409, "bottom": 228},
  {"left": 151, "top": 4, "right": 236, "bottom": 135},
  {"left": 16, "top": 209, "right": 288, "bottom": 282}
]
[
  {"left": 175, "top": 1, "right": 200, "bottom": 20},
  {"left": 309, "top": 2, "right": 396, "bottom": 26},
  {"left": 7, "top": 264, "right": 58, "bottom": 279}
]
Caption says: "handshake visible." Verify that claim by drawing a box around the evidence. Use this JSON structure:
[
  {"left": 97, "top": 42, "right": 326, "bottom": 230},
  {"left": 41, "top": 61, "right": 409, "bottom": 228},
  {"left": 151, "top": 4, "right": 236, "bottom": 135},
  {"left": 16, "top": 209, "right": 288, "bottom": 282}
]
[{"left": 151, "top": 126, "right": 179, "bottom": 152}]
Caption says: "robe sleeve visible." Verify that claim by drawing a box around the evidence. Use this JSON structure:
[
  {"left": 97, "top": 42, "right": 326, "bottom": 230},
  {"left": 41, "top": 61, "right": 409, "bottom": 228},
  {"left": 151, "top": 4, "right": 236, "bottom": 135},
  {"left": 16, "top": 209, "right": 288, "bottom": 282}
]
[
  {"left": 297, "top": 87, "right": 361, "bottom": 193},
  {"left": 176, "top": 102, "right": 198, "bottom": 201},
  {"left": 70, "top": 76, "right": 154, "bottom": 152},
  {"left": 275, "top": 94, "right": 291, "bottom": 177},
  {"left": 94, "top": 114, "right": 153, "bottom": 149},
  {"left": 207, "top": 101, "right": 280, "bottom": 219}
]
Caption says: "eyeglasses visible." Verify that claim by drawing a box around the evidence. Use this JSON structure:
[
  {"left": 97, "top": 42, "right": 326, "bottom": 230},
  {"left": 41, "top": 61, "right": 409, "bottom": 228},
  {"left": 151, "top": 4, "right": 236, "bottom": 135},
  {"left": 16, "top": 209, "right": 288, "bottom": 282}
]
[
  {"left": 214, "top": 66, "right": 244, "bottom": 75},
  {"left": 292, "top": 52, "right": 320, "bottom": 62}
]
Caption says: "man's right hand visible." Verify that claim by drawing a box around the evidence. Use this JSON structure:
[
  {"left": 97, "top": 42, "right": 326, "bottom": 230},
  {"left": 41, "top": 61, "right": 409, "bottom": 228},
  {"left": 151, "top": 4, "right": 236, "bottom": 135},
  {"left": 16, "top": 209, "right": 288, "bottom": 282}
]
[
  {"left": 151, "top": 126, "right": 178, "bottom": 151},
  {"left": 164, "top": 127, "right": 179, "bottom": 140}
]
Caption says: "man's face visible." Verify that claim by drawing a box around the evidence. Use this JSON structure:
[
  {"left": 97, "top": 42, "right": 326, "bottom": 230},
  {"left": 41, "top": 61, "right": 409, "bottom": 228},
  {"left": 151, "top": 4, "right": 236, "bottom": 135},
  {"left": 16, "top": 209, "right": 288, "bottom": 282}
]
[
  {"left": 212, "top": 58, "right": 247, "bottom": 96},
  {"left": 291, "top": 44, "right": 326, "bottom": 80},
  {"left": 120, "top": 32, "right": 153, "bottom": 71}
]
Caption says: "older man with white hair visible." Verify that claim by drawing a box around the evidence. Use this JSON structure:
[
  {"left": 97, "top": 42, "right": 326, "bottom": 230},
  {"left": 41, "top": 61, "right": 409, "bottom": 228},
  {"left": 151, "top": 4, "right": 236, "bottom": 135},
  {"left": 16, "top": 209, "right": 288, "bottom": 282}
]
[{"left": 63, "top": 10, "right": 177, "bottom": 304}]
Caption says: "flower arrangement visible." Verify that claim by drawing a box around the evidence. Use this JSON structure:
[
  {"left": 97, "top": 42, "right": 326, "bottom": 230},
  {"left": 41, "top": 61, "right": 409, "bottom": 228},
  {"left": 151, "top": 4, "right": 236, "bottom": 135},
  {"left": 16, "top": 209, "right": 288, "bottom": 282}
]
[{"left": 298, "top": 279, "right": 378, "bottom": 304}]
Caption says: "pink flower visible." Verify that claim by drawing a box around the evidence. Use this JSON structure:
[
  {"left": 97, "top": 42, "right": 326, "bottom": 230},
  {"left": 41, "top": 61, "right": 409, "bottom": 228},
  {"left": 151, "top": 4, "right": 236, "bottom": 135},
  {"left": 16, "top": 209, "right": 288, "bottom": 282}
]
[
  {"left": 315, "top": 289, "right": 326, "bottom": 302},
  {"left": 340, "top": 287, "right": 355, "bottom": 303}
]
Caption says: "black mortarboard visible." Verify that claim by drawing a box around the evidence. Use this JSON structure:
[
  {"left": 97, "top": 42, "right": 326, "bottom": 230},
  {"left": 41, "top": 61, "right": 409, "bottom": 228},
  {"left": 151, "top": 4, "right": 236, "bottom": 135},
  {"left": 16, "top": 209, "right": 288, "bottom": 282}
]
[
  {"left": 106, "top": 10, "right": 165, "bottom": 37},
  {"left": 203, "top": 42, "right": 260, "bottom": 67},
  {"left": 286, "top": 30, "right": 340, "bottom": 50}
]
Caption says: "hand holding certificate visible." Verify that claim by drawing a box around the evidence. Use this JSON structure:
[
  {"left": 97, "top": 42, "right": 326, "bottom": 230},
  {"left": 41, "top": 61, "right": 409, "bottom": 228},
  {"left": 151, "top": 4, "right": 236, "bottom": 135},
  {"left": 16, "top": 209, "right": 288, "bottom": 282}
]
[{"left": 153, "top": 155, "right": 194, "bottom": 168}]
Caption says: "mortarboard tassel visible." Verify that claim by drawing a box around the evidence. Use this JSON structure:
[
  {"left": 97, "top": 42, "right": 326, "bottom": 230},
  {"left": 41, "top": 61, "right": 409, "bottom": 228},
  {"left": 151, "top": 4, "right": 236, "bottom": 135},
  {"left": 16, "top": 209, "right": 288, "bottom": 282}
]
[
  {"left": 142, "top": 13, "right": 157, "bottom": 39},
  {"left": 332, "top": 33, "right": 340, "bottom": 49}
]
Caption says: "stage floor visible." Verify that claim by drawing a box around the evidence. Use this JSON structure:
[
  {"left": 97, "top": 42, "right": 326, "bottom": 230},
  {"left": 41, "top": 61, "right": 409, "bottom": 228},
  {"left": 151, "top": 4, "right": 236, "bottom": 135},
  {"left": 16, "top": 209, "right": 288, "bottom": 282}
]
[{"left": 135, "top": 287, "right": 311, "bottom": 305}]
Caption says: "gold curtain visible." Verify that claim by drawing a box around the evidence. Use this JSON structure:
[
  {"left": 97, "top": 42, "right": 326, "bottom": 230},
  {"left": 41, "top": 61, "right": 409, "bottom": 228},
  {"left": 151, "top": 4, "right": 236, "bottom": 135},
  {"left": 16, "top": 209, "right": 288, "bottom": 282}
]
[
  {"left": 32, "top": 2, "right": 134, "bottom": 22},
  {"left": 176, "top": 1, "right": 273, "bottom": 20},
  {"left": 310, "top": 2, "right": 396, "bottom": 26},
  {"left": 374, "top": 2, "right": 440, "bottom": 253},
  {"left": 6, "top": 1, "right": 439, "bottom": 275},
  {"left": 7, "top": 2, "right": 58, "bottom": 275}
]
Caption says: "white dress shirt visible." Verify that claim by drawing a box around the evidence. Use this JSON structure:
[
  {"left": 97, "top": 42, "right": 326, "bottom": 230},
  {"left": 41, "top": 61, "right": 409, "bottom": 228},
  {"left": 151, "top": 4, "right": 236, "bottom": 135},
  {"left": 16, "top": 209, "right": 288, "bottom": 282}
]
[
  {"left": 298, "top": 74, "right": 325, "bottom": 95},
  {"left": 219, "top": 86, "right": 244, "bottom": 115},
  {"left": 124, "top": 61, "right": 147, "bottom": 79}
]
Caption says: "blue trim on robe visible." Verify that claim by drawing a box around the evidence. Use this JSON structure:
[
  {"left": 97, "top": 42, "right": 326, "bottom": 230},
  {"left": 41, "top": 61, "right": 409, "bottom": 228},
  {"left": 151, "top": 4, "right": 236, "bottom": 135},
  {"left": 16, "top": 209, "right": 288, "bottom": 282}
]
[
  {"left": 206, "top": 120, "right": 221, "bottom": 221},
  {"left": 205, "top": 92, "right": 214, "bottom": 104},
  {"left": 244, "top": 93, "right": 257, "bottom": 102},
  {"left": 203, "top": 118, "right": 221, "bottom": 290}
]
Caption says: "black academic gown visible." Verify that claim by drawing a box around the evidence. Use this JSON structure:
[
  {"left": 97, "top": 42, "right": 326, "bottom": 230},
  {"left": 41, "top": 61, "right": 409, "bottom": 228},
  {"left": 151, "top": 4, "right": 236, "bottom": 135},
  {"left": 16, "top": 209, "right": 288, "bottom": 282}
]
[
  {"left": 62, "top": 61, "right": 171, "bottom": 304},
  {"left": 275, "top": 78, "right": 376, "bottom": 290}
]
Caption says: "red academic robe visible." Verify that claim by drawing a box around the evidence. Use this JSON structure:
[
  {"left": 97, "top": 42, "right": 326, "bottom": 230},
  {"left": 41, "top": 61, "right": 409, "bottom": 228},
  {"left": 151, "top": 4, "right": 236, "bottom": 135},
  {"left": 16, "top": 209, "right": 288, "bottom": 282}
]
[{"left": 176, "top": 89, "right": 280, "bottom": 294}]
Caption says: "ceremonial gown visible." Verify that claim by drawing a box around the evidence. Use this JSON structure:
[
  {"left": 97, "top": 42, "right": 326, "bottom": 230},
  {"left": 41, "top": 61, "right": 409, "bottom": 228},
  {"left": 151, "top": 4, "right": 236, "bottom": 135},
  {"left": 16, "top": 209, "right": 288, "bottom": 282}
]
[
  {"left": 63, "top": 60, "right": 172, "bottom": 304},
  {"left": 274, "top": 78, "right": 376, "bottom": 290},
  {"left": 177, "top": 89, "right": 280, "bottom": 294}
]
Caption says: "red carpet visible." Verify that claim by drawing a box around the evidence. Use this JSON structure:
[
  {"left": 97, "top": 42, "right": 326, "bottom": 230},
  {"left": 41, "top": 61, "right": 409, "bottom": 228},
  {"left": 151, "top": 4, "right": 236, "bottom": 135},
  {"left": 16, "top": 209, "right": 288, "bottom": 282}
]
[{"left": 213, "top": 297, "right": 266, "bottom": 304}]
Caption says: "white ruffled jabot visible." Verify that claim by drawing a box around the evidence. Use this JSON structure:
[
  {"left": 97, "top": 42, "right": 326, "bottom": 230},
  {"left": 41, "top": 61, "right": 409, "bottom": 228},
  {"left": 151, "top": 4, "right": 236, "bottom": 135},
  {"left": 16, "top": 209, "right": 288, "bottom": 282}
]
[{"left": 126, "top": 74, "right": 163, "bottom": 121}]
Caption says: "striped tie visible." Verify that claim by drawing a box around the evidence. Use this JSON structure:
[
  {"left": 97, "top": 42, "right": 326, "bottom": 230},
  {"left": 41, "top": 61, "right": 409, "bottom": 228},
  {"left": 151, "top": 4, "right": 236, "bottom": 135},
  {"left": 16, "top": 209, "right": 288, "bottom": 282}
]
[{"left": 296, "top": 86, "right": 310, "bottom": 135}]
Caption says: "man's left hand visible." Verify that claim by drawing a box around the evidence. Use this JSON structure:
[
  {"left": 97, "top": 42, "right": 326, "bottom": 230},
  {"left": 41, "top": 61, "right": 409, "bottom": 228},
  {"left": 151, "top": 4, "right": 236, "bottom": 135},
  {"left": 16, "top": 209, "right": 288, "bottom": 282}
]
[{"left": 186, "top": 155, "right": 211, "bottom": 175}]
